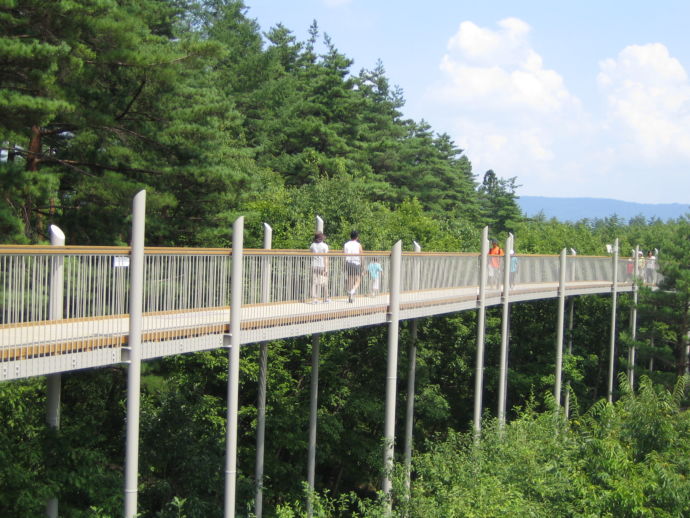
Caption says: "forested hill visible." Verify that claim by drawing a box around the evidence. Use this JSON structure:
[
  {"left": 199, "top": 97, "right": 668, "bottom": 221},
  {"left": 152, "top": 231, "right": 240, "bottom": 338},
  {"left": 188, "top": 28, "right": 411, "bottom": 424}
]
[
  {"left": 0, "top": 1, "right": 523, "bottom": 250},
  {"left": 520, "top": 196, "right": 689, "bottom": 222}
]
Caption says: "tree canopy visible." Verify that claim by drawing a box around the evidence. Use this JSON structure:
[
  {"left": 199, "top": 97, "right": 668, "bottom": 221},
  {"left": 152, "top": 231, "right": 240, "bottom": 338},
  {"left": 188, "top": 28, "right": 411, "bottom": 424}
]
[{"left": 1, "top": 2, "right": 689, "bottom": 517}]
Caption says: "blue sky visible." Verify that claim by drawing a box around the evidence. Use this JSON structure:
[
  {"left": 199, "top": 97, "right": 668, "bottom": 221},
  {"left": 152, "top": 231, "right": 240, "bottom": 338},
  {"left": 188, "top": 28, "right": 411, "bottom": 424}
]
[{"left": 245, "top": 1, "right": 690, "bottom": 204}]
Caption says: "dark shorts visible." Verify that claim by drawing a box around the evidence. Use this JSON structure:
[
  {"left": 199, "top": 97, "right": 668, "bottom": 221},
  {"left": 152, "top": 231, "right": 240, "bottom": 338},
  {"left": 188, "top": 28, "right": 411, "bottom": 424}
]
[{"left": 345, "top": 262, "right": 361, "bottom": 276}]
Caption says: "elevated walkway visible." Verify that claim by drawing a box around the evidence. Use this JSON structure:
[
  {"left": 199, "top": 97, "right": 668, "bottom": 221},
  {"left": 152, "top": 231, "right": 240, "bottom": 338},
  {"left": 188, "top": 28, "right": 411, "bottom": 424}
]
[{"left": 0, "top": 242, "right": 635, "bottom": 381}]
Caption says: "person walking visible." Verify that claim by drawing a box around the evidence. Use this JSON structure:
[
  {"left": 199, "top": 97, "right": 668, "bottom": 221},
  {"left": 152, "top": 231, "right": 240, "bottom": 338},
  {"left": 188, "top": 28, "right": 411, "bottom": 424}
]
[
  {"left": 344, "top": 231, "right": 363, "bottom": 303},
  {"left": 309, "top": 232, "right": 330, "bottom": 303},
  {"left": 645, "top": 249, "right": 656, "bottom": 284},
  {"left": 488, "top": 239, "right": 504, "bottom": 288}
]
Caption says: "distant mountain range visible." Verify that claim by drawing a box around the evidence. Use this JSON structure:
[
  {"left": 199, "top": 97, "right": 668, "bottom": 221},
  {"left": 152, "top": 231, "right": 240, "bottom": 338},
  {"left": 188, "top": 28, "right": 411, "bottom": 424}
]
[{"left": 518, "top": 196, "right": 689, "bottom": 222}]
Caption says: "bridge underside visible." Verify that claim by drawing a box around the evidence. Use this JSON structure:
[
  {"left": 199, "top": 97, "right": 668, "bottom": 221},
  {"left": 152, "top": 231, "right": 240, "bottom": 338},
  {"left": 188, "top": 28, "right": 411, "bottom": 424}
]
[{"left": 0, "top": 281, "right": 630, "bottom": 381}]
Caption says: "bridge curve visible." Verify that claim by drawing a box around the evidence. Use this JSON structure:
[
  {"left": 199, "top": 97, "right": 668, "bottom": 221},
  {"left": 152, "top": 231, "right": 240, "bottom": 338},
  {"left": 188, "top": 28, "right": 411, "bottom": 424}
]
[{"left": 0, "top": 244, "right": 638, "bottom": 381}]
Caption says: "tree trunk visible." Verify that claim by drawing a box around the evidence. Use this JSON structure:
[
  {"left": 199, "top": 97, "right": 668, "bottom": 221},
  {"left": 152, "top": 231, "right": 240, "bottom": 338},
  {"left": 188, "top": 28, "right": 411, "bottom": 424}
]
[
  {"left": 676, "top": 302, "right": 689, "bottom": 376},
  {"left": 27, "top": 125, "right": 42, "bottom": 172},
  {"left": 19, "top": 125, "right": 45, "bottom": 240}
]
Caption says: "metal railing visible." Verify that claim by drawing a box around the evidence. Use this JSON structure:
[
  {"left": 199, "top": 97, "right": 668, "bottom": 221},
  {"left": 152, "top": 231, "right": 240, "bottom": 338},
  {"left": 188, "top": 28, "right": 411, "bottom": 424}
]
[{"left": 0, "top": 244, "right": 650, "bottom": 377}]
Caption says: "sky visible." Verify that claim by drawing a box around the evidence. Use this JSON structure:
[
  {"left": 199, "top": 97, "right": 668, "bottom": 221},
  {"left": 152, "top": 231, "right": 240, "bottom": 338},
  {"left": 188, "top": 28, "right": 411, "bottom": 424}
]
[{"left": 244, "top": 0, "right": 690, "bottom": 205}]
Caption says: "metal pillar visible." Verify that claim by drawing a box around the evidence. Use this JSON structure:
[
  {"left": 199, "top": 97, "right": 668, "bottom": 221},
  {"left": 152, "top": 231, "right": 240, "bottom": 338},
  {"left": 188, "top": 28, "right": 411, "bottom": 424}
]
[
  {"left": 403, "top": 320, "right": 418, "bottom": 495},
  {"left": 224, "top": 217, "right": 244, "bottom": 518},
  {"left": 554, "top": 249, "right": 567, "bottom": 407},
  {"left": 473, "top": 227, "right": 489, "bottom": 437},
  {"left": 628, "top": 245, "right": 639, "bottom": 388},
  {"left": 564, "top": 298, "right": 575, "bottom": 418},
  {"left": 607, "top": 238, "right": 619, "bottom": 403},
  {"left": 254, "top": 223, "right": 272, "bottom": 518},
  {"left": 46, "top": 225, "right": 65, "bottom": 518},
  {"left": 404, "top": 241, "right": 421, "bottom": 495},
  {"left": 382, "top": 240, "right": 402, "bottom": 506},
  {"left": 306, "top": 334, "right": 320, "bottom": 517},
  {"left": 306, "top": 215, "right": 324, "bottom": 518},
  {"left": 497, "top": 233, "right": 513, "bottom": 428},
  {"left": 124, "top": 190, "right": 146, "bottom": 518}
]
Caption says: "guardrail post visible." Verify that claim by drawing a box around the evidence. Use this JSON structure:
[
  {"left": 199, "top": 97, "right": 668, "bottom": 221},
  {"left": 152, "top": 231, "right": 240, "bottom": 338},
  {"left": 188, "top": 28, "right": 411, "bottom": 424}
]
[
  {"left": 404, "top": 241, "right": 421, "bottom": 496},
  {"left": 46, "top": 224, "right": 65, "bottom": 518},
  {"left": 628, "top": 245, "right": 639, "bottom": 388},
  {"left": 412, "top": 240, "right": 421, "bottom": 290},
  {"left": 473, "top": 227, "right": 489, "bottom": 438},
  {"left": 498, "top": 233, "right": 513, "bottom": 428},
  {"left": 260, "top": 223, "right": 272, "bottom": 304},
  {"left": 554, "top": 248, "right": 567, "bottom": 407},
  {"left": 306, "top": 215, "right": 324, "bottom": 518},
  {"left": 124, "top": 190, "right": 146, "bottom": 518},
  {"left": 383, "top": 240, "right": 402, "bottom": 511},
  {"left": 255, "top": 223, "right": 272, "bottom": 518},
  {"left": 225, "top": 216, "right": 244, "bottom": 518},
  {"left": 607, "top": 238, "right": 619, "bottom": 403}
]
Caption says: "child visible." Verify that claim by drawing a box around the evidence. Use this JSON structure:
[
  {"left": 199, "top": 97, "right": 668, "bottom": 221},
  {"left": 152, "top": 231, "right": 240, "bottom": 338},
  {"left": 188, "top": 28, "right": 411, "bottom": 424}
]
[{"left": 367, "top": 260, "right": 383, "bottom": 297}]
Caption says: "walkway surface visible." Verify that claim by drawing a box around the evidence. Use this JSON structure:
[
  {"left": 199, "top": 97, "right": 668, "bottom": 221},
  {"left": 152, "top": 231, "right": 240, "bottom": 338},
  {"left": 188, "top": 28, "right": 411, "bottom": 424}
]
[{"left": 0, "top": 254, "right": 630, "bottom": 381}]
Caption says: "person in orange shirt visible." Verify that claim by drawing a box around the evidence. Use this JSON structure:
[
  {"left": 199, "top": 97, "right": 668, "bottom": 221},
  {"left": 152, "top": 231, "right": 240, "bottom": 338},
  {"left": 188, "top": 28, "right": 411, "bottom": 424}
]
[{"left": 488, "top": 240, "right": 504, "bottom": 288}]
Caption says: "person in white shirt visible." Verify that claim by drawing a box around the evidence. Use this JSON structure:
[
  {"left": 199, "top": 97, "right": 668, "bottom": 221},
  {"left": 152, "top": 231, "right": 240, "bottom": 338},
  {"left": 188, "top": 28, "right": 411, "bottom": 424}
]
[
  {"left": 309, "top": 232, "right": 330, "bottom": 303},
  {"left": 645, "top": 250, "right": 656, "bottom": 284},
  {"left": 343, "top": 230, "right": 363, "bottom": 303}
]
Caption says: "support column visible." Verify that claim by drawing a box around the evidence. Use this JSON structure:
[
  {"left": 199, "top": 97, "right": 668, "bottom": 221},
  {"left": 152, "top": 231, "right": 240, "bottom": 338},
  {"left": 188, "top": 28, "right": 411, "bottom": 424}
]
[
  {"left": 554, "top": 249, "right": 567, "bottom": 407},
  {"left": 124, "top": 190, "right": 146, "bottom": 518},
  {"left": 607, "top": 238, "right": 619, "bottom": 403},
  {"left": 628, "top": 245, "right": 639, "bottom": 388},
  {"left": 473, "top": 227, "right": 489, "bottom": 437},
  {"left": 306, "top": 334, "right": 320, "bottom": 517},
  {"left": 46, "top": 225, "right": 65, "bottom": 518},
  {"left": 404, "top": 241, "right": 421, "bottom": 495},
  {"left": 382, "top": 240, "right": 402, "bottom": 507},
  {"left": 564, "top": 298, "right": 575, "bottom": 418},
  {"left": 497, "top": 233, "right": 513, "bottom": 428},
  {"left": 224, "top": 217, "right": 244, "bottom": 518},
  {"left": 306, "top": 215, "right": 324, "bottom": 518},
  {"left": 254, "top": 223, "right": 272, "bottom": 518}
]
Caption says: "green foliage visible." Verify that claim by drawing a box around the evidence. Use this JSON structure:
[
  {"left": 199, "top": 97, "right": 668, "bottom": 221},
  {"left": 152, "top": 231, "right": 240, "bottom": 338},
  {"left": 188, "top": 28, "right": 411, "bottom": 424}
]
[
  {"left": 635, "top": 216, "right": 690, "bottom": 377},
  {"left": 404, "top": 377, "right": 690, "bottom": 517},
  {"left": 2, "top": 2, "right": 690, "bottom": 516},
  {"left": 269, "top": 377, "right": 690, "bottom": 517},
  {"left": 478, "top": 170, "right": 523, "bottom": 235},
  {"left": 0, "top": 379, "right": 54, "bottom": 516}
]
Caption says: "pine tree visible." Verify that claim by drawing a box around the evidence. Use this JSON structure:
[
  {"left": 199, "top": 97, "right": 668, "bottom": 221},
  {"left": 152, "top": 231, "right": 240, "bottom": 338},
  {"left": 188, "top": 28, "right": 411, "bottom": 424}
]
[{"left": 479, "top": 169, "right": 523, "bottom": 234}]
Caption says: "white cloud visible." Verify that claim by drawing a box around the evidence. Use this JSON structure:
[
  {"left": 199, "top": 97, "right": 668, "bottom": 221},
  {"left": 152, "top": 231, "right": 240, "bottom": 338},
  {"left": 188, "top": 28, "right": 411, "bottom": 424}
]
[
  {"left": 437, "top": 18, "right": 577, "bottom": 113},
  {"left": 597, "top": 43, "right": 690, "bottom": 161},
  {"left": 430, "top": 18, "right": 587, "bottom": 197},
  {"left": 425, "top": 19, "right": 690, "bottom": 203},
  {"left": 447, "top": 18, "right": 531, "bottom": 65}
]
